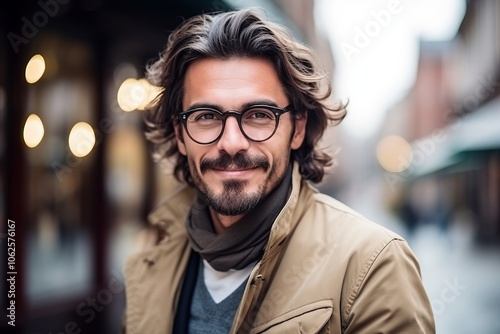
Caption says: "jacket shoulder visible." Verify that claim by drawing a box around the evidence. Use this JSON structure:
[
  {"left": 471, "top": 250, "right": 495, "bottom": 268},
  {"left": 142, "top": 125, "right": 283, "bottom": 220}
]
[
  {"left": 297, "top": 190, "right": 434, "bottom": 332},
  {"left": 306, "top": 190, "right": 404, "bottom": 245},
  {"left": 127, "top": 185, "right": 195, "bottom": 255},
  {"left": 148, "top": 184, "right": 196, "bottom": 226}
]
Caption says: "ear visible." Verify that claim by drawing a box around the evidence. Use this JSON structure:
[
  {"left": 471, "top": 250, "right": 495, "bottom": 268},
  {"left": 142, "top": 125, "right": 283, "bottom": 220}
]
[
  {"left": 291, "top": 113, "right": 307, "bottom": 150},
  {"left": 174, "top": 123, "right": 187, "bottom": 156}
]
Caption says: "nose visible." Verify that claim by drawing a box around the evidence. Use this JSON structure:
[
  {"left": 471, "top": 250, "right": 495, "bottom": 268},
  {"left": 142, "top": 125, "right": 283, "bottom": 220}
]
[{"left": 216, "top": 116, "right": 250, "bottom": 155}]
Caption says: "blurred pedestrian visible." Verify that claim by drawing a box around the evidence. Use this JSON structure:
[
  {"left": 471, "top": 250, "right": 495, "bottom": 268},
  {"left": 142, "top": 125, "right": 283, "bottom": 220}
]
[{"left": 398, "top": 186, "right": 420, "bottom": 236}]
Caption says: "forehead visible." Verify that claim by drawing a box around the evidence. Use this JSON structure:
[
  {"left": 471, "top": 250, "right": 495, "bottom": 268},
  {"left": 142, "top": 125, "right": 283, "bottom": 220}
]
[{"left": 182, "top": 57, "right": 288, "bottom": 110}]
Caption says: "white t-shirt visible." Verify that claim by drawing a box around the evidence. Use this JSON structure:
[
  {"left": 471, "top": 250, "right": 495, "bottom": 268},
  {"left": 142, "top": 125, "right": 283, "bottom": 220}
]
[{"left": 202, "top": 259, "right": 256, "bottom": 303}]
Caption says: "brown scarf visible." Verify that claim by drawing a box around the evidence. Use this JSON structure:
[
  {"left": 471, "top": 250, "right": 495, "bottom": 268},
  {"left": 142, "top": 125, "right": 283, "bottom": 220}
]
[{"left": 186, "top": 166, "right": 292, "bottom": 271}]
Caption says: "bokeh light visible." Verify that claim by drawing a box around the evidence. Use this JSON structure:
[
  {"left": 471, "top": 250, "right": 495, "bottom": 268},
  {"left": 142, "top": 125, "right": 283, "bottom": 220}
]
[
  {"left": 68, "top": 122, "right": 96, "bottom": 157},
  {"left": 117, "top": 78, "right": 160, "bottom": 112},
  {"left": 376, "top": 135, "right": 413, "bottom": 172},
  {"left": 25, "top": 54, "right": 46, "bottom": 84},
  {"left": 117, "top": 78, "right": 144, "bottom": 112},
  {"left": 136, "top": 78, "right": 161, "bottom": 110},
  {"left": 23, "top": 114, "right": 45, "bottom": 148}
]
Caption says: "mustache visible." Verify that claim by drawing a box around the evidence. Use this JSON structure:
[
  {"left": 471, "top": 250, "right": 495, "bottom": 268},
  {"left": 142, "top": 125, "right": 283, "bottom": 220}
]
[{"left": 200, "top": 152, "right": 270, "bottom": 173}]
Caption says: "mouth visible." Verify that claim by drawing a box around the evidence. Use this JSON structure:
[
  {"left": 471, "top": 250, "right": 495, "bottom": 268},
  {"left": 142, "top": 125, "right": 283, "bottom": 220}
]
[
  {"left": 211, "top": 165, "right": 259, "bottom": 176},
  {"left": 212, "top": 164, "right": 257, "bottom": 171}
]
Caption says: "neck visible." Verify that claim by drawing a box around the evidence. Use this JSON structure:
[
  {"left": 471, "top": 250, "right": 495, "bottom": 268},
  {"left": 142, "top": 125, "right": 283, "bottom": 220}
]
[
  {"left": 210, "top": 210, "right": 243, "bottom": 234},
  {"left": 185, "top": 165, "right": 293, "bottom": 271}
]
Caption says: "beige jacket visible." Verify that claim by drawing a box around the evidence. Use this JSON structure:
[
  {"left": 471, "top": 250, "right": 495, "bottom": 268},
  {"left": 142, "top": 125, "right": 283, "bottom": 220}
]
[{"left": 124, "top": 163, "right": 435, "bottom": 333}]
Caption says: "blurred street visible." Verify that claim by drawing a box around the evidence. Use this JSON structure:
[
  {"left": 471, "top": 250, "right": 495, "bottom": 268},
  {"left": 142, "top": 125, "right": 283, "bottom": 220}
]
[
  {"left": 3, "top": 0, "right": 499, "bottom": 333},
  {"left": 338, "top": 177, "right": 500, "bottom": 334}
]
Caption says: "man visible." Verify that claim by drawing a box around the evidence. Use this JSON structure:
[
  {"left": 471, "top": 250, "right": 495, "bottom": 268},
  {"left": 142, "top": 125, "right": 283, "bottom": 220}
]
[{"left": 123, "top": 8, "right": 435, "bottom": 334}]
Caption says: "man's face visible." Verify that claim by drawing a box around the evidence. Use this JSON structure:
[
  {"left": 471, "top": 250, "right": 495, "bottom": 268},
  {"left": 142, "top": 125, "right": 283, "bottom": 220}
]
[{"left": 176, "top": 57, "right": 306, "bottom": 220}]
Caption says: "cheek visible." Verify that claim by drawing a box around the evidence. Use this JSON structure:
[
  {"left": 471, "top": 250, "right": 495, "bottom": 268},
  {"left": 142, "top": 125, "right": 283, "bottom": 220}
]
[
  {"left": 267, "top": 144, "right": 290, "bottom": 174},
  {"left": 184, "top": 144, "right": 212, "bottom": 173}
]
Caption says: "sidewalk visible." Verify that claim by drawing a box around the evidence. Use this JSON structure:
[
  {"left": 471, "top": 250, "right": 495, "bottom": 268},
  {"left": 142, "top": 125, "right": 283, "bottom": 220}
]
[
  {"left": 410, "top": 223, "right": 500, "bottom": 334},
  {"left": 335, "top": 177, "right": 500, "bottom": 334}
]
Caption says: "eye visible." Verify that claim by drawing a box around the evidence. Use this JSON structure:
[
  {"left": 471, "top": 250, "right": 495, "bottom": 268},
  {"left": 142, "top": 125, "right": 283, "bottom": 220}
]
[
  {"left": 245, "top": 108, "right": 275, "bottom": 120},
  {"left": 191, "top": 110, "right": 220, "bottom": 122}
]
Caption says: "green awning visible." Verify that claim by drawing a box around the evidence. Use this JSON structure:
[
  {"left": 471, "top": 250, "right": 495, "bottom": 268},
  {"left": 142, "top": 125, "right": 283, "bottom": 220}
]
[
  {"left": 452, "top": 96, "right": 500, "bottom": 153},
  {"left": 408, "top": 95, "right": 500, "bottom": 178}
]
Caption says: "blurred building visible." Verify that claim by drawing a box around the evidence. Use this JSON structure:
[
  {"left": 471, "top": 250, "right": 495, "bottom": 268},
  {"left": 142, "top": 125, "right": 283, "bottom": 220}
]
[
  {"left": 377, "top": 0, "right": 500, "bottom": 243},
  {"left": 1, "top": 0, "right": 335, "bottom": 333}
]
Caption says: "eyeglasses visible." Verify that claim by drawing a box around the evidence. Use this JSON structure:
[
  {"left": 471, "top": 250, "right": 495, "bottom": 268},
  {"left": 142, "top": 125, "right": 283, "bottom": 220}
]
[{"left": 176, "top": 104, "right": 291, "bottom": 145}]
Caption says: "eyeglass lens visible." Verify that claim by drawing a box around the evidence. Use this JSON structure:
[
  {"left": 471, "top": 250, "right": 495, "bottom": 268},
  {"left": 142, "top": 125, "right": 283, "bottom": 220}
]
[{"left": 185, "top": 106, "right": 279, "bottom": 143}]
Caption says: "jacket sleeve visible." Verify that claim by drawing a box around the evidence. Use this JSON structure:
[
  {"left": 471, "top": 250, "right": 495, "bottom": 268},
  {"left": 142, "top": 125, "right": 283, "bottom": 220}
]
[{"left": 342, "top": 238, "right": 436, "bottom": 334}]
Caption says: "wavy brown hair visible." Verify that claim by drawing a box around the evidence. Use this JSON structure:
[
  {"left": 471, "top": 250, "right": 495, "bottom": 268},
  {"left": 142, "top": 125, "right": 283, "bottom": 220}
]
[{"left": 144, "top": 8, "right": 346, "bottom": 185}]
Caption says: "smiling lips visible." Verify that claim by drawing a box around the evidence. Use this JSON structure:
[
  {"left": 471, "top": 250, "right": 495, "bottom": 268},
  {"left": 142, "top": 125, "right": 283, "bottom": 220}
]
[
  {"left": 213, "top": 164, "right": 257, "bottom": 171},
  {"left": 211, "top": 165, "right": 259, "bottom": 177}
]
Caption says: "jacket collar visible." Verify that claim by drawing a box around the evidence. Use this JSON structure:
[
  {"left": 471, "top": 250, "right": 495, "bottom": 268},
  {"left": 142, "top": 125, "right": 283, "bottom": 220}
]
[
  {"left": 263, "top": 161, "right": 305, "bottom": 253},
  {"left": 147, "top": 161, "right": 309, "bottom": 245},
  {"left": 125, "top": 161, "right": 315, "bottom": 333}
]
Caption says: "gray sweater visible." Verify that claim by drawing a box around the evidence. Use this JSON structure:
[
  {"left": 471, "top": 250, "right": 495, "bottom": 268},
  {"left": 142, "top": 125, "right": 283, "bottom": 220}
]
[{"left": 188, "top": 261, "right": 247, "bottom": 333}]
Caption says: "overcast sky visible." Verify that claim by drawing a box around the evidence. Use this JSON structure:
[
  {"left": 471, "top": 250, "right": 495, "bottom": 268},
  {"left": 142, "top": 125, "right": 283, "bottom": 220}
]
[{"left": 315, "top": 0, "right": 466, "bottom": 141}]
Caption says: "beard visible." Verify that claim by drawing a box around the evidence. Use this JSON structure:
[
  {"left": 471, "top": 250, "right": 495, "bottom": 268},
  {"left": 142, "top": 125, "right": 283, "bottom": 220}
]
[
  {"left": 189, "top": 151, "right": 286, "bottom": 216},
  {"left": 202, "top": 178, "right": 262, "bottom": 216}
]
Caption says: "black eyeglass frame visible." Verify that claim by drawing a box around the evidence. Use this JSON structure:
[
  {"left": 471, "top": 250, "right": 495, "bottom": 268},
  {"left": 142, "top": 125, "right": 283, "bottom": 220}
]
[{"left": 176, "top": 104, "right": 291, "bottom": 145}]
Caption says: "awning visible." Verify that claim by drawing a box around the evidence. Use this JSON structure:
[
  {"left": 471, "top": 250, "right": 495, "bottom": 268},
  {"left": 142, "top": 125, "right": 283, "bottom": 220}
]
[
  {"left": 409, "top": 95, "right": 500, "bottom": 178},
  {"left": 452, "top": 96, "right": 500, "bottom": 153}
]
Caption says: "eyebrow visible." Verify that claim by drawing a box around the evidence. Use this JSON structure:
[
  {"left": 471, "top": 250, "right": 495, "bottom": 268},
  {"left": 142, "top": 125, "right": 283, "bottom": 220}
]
[{"left": 185, "top": 99, "right": 281, "bottom": 111}]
